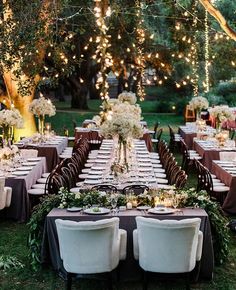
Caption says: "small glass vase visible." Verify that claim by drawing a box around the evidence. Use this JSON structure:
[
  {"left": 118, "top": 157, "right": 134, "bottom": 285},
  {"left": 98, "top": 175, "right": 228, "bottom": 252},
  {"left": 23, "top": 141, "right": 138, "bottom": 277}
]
[{"left": 38, "top": 115, "right": 45, "bottom": 135}]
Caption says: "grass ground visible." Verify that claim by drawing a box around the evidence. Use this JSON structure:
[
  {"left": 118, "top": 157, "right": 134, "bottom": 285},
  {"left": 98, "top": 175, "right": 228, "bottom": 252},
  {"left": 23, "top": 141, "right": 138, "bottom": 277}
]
[{"left": 1, "top": 102, "right": 236, "bottom": 289}]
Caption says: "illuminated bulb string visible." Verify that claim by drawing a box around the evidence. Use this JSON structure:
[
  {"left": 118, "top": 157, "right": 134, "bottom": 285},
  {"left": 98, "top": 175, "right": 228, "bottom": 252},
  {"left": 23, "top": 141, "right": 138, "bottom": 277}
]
[
  {"left": 204, "top": 9, "right": 210, "bottom": 93},
  {"left": 192, "top": 0, "right": 199, "bottom": 96}
]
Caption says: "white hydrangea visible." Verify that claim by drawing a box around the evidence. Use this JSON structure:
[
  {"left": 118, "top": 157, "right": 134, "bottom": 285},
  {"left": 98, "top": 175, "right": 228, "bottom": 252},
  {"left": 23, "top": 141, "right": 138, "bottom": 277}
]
[
  {"left": 118, "top": 91, "right": 137, "bottom": 105},
  {"left": 189, "top": 96, "right": 209, "bottom": 111},
  {"left": 0, "top": 145, "right": 19, "bottom": 160},
  {"left": 92, "top": 115, "right": 102, "bottom": 127},
  {"left": 29, "top": 95, "right": 56, "bottom": 117},
  {"left": 208, "top": 105, "right": 235, "bottom": 122},
  {"left": 0, "top": 109, "right": 24, "bottom": 128}
]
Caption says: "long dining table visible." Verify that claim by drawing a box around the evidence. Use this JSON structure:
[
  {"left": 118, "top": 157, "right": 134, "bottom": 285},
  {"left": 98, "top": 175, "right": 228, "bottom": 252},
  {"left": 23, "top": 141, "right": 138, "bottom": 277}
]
[
  {"left": 212, "top": 160, "right": 236, "bottom": 214},
  {"left": 41, "top": 207, "right": 214, "bottom": 281},
  {"left": 16, "top": 136, "right": 68, "bottom": 171},
  {"left": 1, "top": 157, "right": 47, "bottom": 222}
]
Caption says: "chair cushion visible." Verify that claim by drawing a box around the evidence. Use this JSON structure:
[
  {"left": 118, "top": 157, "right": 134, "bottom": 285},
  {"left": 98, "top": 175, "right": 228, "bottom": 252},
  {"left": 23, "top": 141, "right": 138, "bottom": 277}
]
[
  {"left": 156, "top": 178, "right": 168, "bottom": 184},
  {"left": 36, "top": 178, "right": 47, "bottom": 184},
  {"left": 28, "top": 188, "right": 47, "bottom": 195},
  {"left": 213, "top": 185, "right": 230, "bottom": 192},
  {"left": 42, "top": 172, "right": 50, "bottom": 178},
  {"left": 32, "top": 184, "right": 47, "bottom": 189}
]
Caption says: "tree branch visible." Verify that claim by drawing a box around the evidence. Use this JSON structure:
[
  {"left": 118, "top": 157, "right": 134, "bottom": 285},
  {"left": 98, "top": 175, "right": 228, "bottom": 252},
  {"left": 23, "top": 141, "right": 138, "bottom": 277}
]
[{"left": 199, "top": 0, "right": 236, "bottom": 41}]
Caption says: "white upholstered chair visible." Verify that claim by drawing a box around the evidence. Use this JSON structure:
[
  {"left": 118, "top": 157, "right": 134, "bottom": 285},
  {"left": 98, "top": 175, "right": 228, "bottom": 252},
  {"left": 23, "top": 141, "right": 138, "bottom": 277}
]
[
  {"left": 55, "top": 217, "right": 127, "bottom": 290},
  {"left": 0, "top": 186, "right": 12, "bottom": 210},
  {"left": 133, "top": 216, "right": 203, "bottom": 290}
]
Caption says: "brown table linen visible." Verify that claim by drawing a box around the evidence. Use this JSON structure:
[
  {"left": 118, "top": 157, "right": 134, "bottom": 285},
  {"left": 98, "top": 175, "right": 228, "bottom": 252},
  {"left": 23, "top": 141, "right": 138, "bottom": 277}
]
[
  {"left": 1, "top": 158, "right": 47, "bottom": 222},
  {"left": 212, "top": 161, "right": 236, "bottom": 214},
  {"left": 41, "top": 208, "right": 214, "bottom": 281},
  {"left": 75, "top": 129, "right": 153, "bottom": 152},
  {"left": 179, "top": 127, "right": 196, "bottom": 150}
]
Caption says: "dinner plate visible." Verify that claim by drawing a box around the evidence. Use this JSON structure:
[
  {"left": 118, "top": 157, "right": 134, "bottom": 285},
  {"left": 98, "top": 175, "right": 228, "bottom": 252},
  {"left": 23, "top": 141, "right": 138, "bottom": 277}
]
[
  {"left": 87, "top": 159, "right": 95, "bottom": 163},
  {"left": 89, "top": 170, "right": 104, "bottom": 175},
  {"left": 22, "top": 162, "right": 38, "bottom": 166},
  {"left": 139, "top": 168, "right": 152, "bottom": 172},
  {"left": 87, "top": 175, "right": 102, "bottom": 179},
  {"left": 137, "top": 159, "right": 150, "bottom": 163},
  {"left": 69, "top": 187, "right": 81, "bottom": 193},
  {"left": 82, "top": 168, "right": 90, "bottom": 173},
  {"left": 92, "top": 166, "right": 106, "bottom": 170},
  {"left": 148, "top": 208, "right": 175, "bottom": 215},
  {"left": 95, "top": 160, "right": 107, "bottom": 164},
  {"left": 17, "top": 166, "right": 33, "bottom": 171},
  {"left": 84, "top": 163, "right": 93, "bottom": 168},
  {"left": 12, "top": 171, "right": 30, "bottom": 176},
  {"left": 67, "top": 207, "right": 82, "bottom": 212},
  {"left": 97, "top": 155, "right": 109, "bottom": 160},
  {"left": 27, "top": 157, "right": 41, "bottom": 162},
  {"left": 78, "top": 174, "right": 88, "bottom": 179},
  {"left": 84, "top": 207, "right": 110, "bottom": 215},
  {"left": 137, "top": 206, "right": 151, "bottom": 210},
  {"left": 138, "top": 163, "right": 151, "bottom": 167},
  {"left": 84, "top": 180, "right": 101, "bottom": 185}
]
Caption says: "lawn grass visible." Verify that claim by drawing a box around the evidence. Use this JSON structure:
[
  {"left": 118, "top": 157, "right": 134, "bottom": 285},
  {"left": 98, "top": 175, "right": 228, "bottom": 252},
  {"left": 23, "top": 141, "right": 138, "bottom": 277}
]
[{"left": 1, "top": 104, "right": 236, "bottom": 289}]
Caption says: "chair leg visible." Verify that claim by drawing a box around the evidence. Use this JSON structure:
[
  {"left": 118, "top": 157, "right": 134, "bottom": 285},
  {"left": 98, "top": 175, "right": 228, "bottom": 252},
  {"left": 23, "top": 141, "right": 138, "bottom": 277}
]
[
  {"left": 185, "top": 272, "right": 190, "bottom": 290},
  {"left": 107, "top": 272, "right": 113, "bottom": 290},
  {"left": 65, "top": 273, "right": 72, "bottom": 290},
  {"left": 143, "top": 270, "right": 148, "bottom": 290}
]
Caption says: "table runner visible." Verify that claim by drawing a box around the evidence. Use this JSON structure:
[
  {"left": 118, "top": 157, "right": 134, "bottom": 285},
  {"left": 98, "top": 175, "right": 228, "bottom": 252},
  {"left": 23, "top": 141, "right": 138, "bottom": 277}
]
[{"left": 41, "top": 208, "right": 214, "bottom": 281}]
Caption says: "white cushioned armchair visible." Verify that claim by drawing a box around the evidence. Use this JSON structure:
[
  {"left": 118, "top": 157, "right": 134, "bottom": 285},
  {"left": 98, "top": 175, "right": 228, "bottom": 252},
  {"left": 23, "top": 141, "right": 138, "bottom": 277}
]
[
  {"left": 133, "top": 216, "right": 203, "bottom": 290},
  {"left": 55, "top": 217, "right": 127, "bottom": 290}
]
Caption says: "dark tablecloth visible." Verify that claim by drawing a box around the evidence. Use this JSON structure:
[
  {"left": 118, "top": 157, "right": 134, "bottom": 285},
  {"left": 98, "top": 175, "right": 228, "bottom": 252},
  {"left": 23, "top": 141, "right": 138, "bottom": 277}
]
[
  {"left": 212, "top": 161, "right": 236, "bottom": 214},
  {"left": 2, "top": 158, "right": 47, "bottom": 222},
  {"left": 23, "top": 137, "right": 68, "bottom": 171},
  {"left": 41, "top": 208, "right": 214, "bottom": 281},
  {"left": 75, "top": 129, "right": 153, "bottom": 152},
  {"left": 179, "top": 127, "right": 196, "bottom": 150}
]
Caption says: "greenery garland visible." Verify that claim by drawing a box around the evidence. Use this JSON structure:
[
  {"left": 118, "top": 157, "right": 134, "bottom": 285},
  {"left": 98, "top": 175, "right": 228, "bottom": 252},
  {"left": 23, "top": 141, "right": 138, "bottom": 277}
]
[{"left": 28, "top": 187, "right": 230, "bottom": 270}]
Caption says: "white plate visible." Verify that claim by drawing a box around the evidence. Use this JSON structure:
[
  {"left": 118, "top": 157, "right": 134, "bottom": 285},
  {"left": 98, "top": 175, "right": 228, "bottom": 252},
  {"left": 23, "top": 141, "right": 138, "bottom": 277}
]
[
  {"left": 70, "top": 187, "right": 81, "bottom": 193},
  {"left": 92, "top": 166, "right": 105, "bottom": 170},
  {"left": 95, "top": 160, "right": 107, "bottom": 164},
  {"left": 84, "top": 208, "right": 110, "bottom": 215},
  {"left": 84, "top": 180, "right": 101, "bottom": 185},
  {"left": 138, "top": 163, "right": 151, "bottom": 167},
  {"left": 82, "top": 168, "right": 90, "bottom": 173},
  {"left": 137, "top": 206, "right": 151, "bottom": 210},
  {"left": 89, "top": 170, "right": 104, "bottom": 175},
  {"left": 12, "top": 171, "right": 30, "bottom": 176},
  {"left": 85, "top": 163, "right": 93, "bottom": 168},
  {"left": 22, "top": 162, "right": 38, "bottom": 166},
  {"left": 139, "top": 168, "right": 152, "bottom": 172},
  {"left": 17, "top": 166, "right": 33, "bottom": 171},
  {"left": 137, "top": 159, "right": 150, "bottom": 163},
  {"left": 148, "top": 208, "right": 175, "bottom": 215},
  {"left": 67, "top": 207, "right": 82, "bottom": 212},
  {"left": 79, "top": 174, "right": 88, "bottom": 179},
  {"left": 87, "top": 175, "right": 102, "bottom": 179},
  {"left": 97, "top": 155, "right": 109, "bottom": 159},
  {"left": 27, "top": 158, "right": 41, "bottom": 162}
]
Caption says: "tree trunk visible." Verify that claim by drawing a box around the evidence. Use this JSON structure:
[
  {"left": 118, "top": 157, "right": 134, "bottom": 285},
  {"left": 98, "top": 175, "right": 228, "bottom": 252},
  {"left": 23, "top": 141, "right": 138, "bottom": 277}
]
[{"left": 70, "top": 77, "right": 88, "bottom": 110}]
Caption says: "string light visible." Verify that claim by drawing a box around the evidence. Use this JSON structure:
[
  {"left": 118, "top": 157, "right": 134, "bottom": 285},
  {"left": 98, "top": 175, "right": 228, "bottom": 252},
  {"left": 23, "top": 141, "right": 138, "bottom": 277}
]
[
  {"left": 93, "top": 0, "right": 113, "bottom": 101},
  {"left": 204, "top": 9, "right": 210, "bottom": 93},
  {"left": 192, "top": 0, "right": 199, "bottom": 96}
]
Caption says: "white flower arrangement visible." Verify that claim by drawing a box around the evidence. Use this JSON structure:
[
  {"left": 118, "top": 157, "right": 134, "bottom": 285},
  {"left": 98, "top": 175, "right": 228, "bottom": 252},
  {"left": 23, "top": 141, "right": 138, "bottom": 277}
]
[
  {"left": 100, "top": 112, "right": 143, "bottom": 141},
  {"left": 0, "top": 109, "right": 24, "bottom": 128},
  {"left": 92, "top": 115, "right": 102, "bottom": 127},
  {"left": 0, "top": 145, "right": 19, "bottom": 160},
  {"left": 208, "top": 105, "right": 235, "bottom": 122},
  {"left": 118, "top": 91, "right": 137, "bottom": 105},
  {"left": 29, "top": 94, "right": 56, "bottom": 117},
  {"left": 189, "top": 96, "right": 209, "bottom": 111}
]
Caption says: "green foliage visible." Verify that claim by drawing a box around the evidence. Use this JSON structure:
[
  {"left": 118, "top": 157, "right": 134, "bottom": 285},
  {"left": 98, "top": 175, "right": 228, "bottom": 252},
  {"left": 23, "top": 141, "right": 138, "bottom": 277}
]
[
  {"left": 182, "top": 188, "right": 230, "bottom": 264},
  {"left": 0, "top": 255, "right": 24, "bottom": 271}
]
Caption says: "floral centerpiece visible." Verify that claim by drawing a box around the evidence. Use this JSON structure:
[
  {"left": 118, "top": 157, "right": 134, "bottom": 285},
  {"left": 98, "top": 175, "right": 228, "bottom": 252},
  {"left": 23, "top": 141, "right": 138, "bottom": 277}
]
[
  {"left": 118, "top": 91, "right": 137, "bottom": 105},
  {"left": 208, "top": 105, "right": 235, "bottom": 132},
  {"left": 29, "top": 93, "right": 56, "bottom": 135},
  {"left": 0, "top": 109, "right": 24, "bottom": 143},
  {"left": 0, "top": 144, "right": 19, "bottom": 169},
  {"left": 189, "top": 96, "right": 209, "bottom": 120}
]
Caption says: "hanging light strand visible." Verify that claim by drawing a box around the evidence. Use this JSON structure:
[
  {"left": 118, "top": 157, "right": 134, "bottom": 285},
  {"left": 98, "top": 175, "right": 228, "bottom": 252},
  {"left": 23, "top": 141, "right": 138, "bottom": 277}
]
[
  {"left": 192, "top": 0, "right": 199, "bottom": 96},
  {"left": 93, "top": 0, "right": 113, "bottom": 101},
  {"left": 204, "top": 9, "right": 210, "bottom": 93}
]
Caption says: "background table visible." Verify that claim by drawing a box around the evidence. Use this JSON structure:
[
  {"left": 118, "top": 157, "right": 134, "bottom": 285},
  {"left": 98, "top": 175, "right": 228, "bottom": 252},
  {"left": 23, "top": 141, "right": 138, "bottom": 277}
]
[
  {"left": 1, "top": 158, "right": 47, "bottom": 222},
  {"left": 18, "top": 137, "right": 68, "bottom": 171},
  {"left": 41, "top": 208, "right": 214, "bottom": 281},
  {"left": 212, "top": 161, "right": 236, "bottom": 214}
]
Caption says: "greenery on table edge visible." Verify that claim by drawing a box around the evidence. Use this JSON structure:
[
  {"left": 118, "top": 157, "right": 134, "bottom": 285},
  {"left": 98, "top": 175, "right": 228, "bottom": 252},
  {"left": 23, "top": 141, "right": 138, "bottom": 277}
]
[{"left": 27, "top": 187, "right": 230, "bottom": 271}]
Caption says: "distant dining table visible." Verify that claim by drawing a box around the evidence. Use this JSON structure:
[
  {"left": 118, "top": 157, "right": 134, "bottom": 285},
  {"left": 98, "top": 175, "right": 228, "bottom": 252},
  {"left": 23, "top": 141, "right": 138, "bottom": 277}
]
[
  {"left": 193, "top": 139, "right": 236, "bottom": 171},
  {"left": 75, "top": 127, "right": 153, "bottom": 152},
  {"left": 179, "top": 124, "right": 215, "bottom": 150},
  {"left": 1, "top": 157, "right": 47, "bottom": 222},
  {"left": 41, "top": 207, "right": 214, "bottom": 281},
  {"left": 16, "top": 136, "right": 68, "bottom": 171},
  {"left": 212, "top": 160, "right": 236, "bottom": 214}
]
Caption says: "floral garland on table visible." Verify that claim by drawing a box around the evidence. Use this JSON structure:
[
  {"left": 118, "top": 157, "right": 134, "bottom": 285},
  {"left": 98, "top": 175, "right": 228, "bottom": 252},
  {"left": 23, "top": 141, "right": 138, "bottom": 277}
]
[{"left": 28, "top": 187, "right": 229, "bottom": 270}]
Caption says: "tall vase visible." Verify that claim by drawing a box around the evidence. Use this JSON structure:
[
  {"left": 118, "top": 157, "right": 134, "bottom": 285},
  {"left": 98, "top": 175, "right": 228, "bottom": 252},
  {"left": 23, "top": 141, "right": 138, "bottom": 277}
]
[
  {"left": 196, "top": 109, "right": 201, "bottom": 120},
  {"left": 215, "top": 118, "right": 222, "bottom": 133},
  {"left": 2, "top": 125, "right": 11, "bottom": 146},
  {"left": 117, "top": 137, "right": 128, "bottom": 170},
  {"left": 38, "top": 115, "right": 45, "bottom": 135}
]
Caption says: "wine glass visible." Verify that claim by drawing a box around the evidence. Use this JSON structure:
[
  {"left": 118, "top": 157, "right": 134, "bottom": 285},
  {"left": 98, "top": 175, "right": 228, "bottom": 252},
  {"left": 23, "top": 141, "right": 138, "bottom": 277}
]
[{"left": 172, "top": 195, "right": 179, "bottom": 209}]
